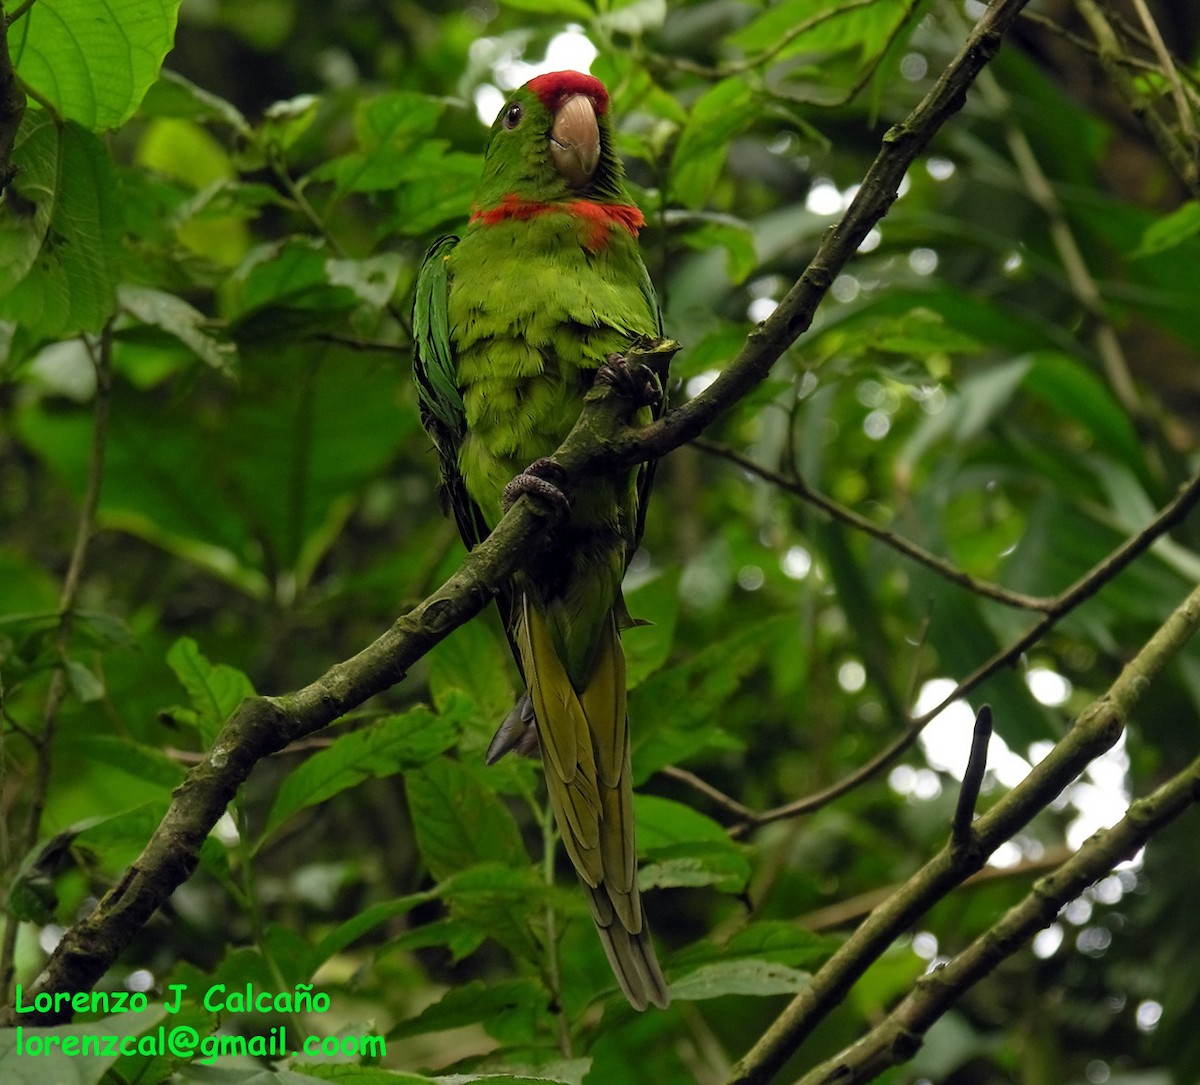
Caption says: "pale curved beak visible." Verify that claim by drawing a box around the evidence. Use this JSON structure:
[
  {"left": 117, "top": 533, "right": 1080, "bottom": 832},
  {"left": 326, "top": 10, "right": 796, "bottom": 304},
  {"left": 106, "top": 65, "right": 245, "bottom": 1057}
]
[{"left": 549, "top": 93, "right": 600, "bottom": 189}]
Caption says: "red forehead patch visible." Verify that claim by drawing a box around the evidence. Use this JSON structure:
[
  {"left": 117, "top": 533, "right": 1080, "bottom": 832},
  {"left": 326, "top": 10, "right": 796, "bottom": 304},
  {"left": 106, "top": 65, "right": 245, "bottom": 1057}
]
[{"left": 526, "top": 71, "right": 609, "bottom": 115}]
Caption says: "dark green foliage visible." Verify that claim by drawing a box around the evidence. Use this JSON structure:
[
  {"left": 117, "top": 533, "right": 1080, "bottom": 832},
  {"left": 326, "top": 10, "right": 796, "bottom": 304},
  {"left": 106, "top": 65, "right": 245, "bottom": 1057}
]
[{"left": 4, "top": 0, "right": 1200, "bottom": 1083}]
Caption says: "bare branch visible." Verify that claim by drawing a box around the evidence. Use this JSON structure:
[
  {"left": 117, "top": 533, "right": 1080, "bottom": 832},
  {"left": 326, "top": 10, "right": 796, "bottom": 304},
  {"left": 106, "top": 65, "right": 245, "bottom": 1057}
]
[
  {"left": 1127, "top": 0, "right": 1197, "bottom": 151},
  {"left": 1073, "top": 0, "right": 1200, "bottom": 196},
  {"left": 794, "top": 751, "right": 1200, "bottom": 1084},
  {"left": 726, "top": 469, "right": 1200, "bottom": 837},
  {"left": 611, "top": 0, "right": 1036, "bottom": 469},
  {"left": 727, "top": 574, "right": 1200, "bottom": 1085},
  {"left": 951, "top": 704, "right": 993, "bottom": 850},
  {"left": 697, "top": 440, "right": 1055, "bottom": 612}
]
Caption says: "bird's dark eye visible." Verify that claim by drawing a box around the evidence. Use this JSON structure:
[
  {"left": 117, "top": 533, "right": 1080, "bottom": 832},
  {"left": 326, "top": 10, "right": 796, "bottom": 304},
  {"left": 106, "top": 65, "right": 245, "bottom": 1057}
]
[{"left": 503, "top": 102, "right": 522, "bottom": 129}]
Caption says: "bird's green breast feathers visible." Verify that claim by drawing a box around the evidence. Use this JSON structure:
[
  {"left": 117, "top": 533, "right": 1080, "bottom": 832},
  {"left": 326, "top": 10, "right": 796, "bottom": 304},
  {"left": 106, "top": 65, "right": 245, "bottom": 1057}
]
[{"left": 444, "top": 208, "right": 658, "bottom": 523}]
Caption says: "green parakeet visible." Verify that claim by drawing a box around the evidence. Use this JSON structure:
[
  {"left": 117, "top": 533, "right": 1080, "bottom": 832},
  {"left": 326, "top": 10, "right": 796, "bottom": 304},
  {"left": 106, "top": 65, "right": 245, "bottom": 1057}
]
[{"left": 413, "top": 71, "right": 670, "bottom": 1010}]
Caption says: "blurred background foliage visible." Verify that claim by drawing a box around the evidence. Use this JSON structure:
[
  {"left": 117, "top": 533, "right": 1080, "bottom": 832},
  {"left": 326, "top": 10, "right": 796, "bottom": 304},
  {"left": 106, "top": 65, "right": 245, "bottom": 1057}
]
[{"left": 3, "top": 0, "right": 1200, "bottom": 1082}]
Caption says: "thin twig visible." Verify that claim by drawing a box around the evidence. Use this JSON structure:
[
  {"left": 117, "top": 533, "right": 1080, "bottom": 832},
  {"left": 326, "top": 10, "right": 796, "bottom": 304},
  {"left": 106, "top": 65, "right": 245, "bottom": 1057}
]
[
  {"left": 764, "top": 0, "right": 920, "bottom": 112},
  {"left": 661, "top": 765, "right": 758, "bottom": 822},
  {"left": 1073, "top": 0, "right": 1200, "bottom": 196},
  {"left": 1128, "top": 0, "right": 1197, "bottom": 150},
  {"left": 696, "top": 440, "right": 1055, "bottom": 612},
  {"left": 728, "top": 574, "right": 1200, "bottom": 1085},
  {"left": 797, "top": 845, "right": 1073, "bottom": 932},
  {"left": 668, "top": 0, "right": 882, "bottom": 78},
  {"left": 5, "top": 1, "right": 37, "bottom": 25},
  {"left": 727, "top": 468, "right": 1200, "bottom": 836},
  {"left": 0, "top": 0, "right": 27, "bottom": 193},
  {"left": 793, "top": 751, "right": 1200, "bottom": 1084},
  {"left": 915, "top": 468, "right": 1200, "bottom": 728},
  {"left": 975, "top": 63, "right": 1147, "bottom": 427},
  {"left": 0, "top": 329, "right": 112, "bottom": 1003},
  {"left": 951, "top": 704, "right": 993, "bottom": 849}
]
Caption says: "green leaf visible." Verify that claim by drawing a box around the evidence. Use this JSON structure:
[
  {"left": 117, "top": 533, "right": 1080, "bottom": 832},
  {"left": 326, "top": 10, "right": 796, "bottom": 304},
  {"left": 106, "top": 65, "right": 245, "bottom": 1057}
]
[
  {"left": 319, "top": 92, "right": 447, "bottom": 196},
  {"left": 593, "top": 0, "right": 667, "bottom": 35},
  {"left": 9, "top": 0, "right": 182, "bottom": 130},
  {"left": 260, "top": 93, "right": 322, "bottom": 153},
  {"left": 166, "top": 636, "right": 255, "bottom": 743},
  {"left": 497, "top": 0, "right": 594, "bottom": 19},
  {"left": 7, "top": 804, "right": 168, "bottom": 922},
  {"left": 325, "top": 254, "right": 403, "bottom": 313},
  {"left": 265, "top": 708, "right": 457, "bottom": 836},
  {"left": 70, "top": 802, "right": 170, "bottom": 875},
  {"left": 406, "top": 758, "right": 528, "bottom": 880},
  {"left": 113, "top": 1002, "right": 217, "bottom": 1085},
  {"left": 669, "top": 77, "right": 759, "bottom": 209},
  {"left": 629, "top": 617, "right": 780, "bottom": 782},
  {"left": 233, "top": 238, "right": 352, "bottom": 315},
  {"left": 672, "top": 920, "right": 838, "bottom": 972},
  {"left": 0, "top": 1009, "right": 169, "bottom": 1085},
  {"left": 730, "top": 0, "right": 912, "bottom": 62},
  {"left": 65, "top": 658, "right": 104, "bottom": 702},
  {"left": 1020, "top": 351, "right": 1144, "bottom": 473},
  {"left": 1133, "top": 200, "right": 1200, "bottom": 257},
  {"left": 73, "top": 734, "right": 187, "bottom": 788},
  {"left": 384, "top": 916, "right": 485, "bottom": 963},
  {"left": 15, "top": 339, "right": 412, "bottom": 592},
  {"left": 118, "top": 285, "right": 238, "bottom": 373},
  {"left": 679, "top": 217, "right": 759, "bottom": 284},
  {"left": 669, "top": 959, "right": 812, "bottom": 1001},
  {"left": 382, "top": 150, "right": 481, "bottom": 236},
  {"left": 427, "top": 618, "right": 516, "bottom": 727},
  {"left": 434, "top": 862, "right": 555, "bottom": 963},
  {"left": 388, "top": 978, "right": 546, "bottom": 1043},
  {"left": 0, "top": 113, "right": 121, "bottom": 336},
  {"left": 639, "top": 841, "right": 750, "bottom": 894},
  {"left": 180, "top": 1066, "right": 415, "bottom": 1085},
  {"left": 140, "top": 69, "right": 252, "bottom": 136},
  {"left": 635, "top": 794, "right": 730, "bottom": 848},
  {"left": 622, "top": 571, "right": 680, "bottom": 687},
  {"left": 309, "top": 890, "right": 436, "bottom": 971}
]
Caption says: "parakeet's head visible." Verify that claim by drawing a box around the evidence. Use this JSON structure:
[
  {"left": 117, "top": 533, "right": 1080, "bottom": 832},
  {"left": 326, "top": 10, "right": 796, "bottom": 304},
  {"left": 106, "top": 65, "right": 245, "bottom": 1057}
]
[{"left": 474, "top": 71, "right": 629, "bottom": 206}]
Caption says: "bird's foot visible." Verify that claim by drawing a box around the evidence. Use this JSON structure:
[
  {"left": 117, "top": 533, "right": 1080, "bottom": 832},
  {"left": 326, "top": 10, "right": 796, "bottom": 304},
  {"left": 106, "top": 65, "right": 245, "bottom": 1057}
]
[
  {"left": 597, "top": 350, "right": 663, "bottom": 409},
  {"left": 502, "top": 456, "right": 570, "bottom": 515}
]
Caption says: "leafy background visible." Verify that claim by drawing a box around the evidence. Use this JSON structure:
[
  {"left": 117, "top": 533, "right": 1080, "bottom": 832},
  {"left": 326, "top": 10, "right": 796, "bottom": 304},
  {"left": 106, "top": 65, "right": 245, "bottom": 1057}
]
[{"left": 3, "top": 0, "right": 1200, "bottom": 1083}]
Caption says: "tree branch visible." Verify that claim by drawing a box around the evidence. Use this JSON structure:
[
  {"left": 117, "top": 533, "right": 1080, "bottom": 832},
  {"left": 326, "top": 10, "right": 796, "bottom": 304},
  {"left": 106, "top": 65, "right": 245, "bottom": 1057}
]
[
  {"left": 951, "top": 704, "right": 993, "bottom": 850},
  {"left": 726, "top": 468, "right": 1200, "bottom": 837},
  {"left": 794, "top": 751, "right": 1200, "bottom": 1085},
  {"left": 696, "top": 440, "right": 1056, "bottom": 612},
  {"left": 1073, "top": 0, "right": 1200, "bottom": 196},
  {"left": 727, "top": 574, "right": 1200, "bottom": 1085},
  {"left": 0, "top": 0, "right": 28, "bottom": 194},
  {"left": 612, "top": 0, "right": 1036, "bottom": 469},
  {"left": 8, "top": 0, "right": 1036, "bottom": 1023},
  {"left": 7, "top": 463, "right": 548, "bottom": 1023}
]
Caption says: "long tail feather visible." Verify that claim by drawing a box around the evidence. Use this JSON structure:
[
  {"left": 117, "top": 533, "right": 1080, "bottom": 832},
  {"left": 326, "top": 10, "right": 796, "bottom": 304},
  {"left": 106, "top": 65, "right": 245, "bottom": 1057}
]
[{"left": 516, "top": 592, "right": 670, "bottom": 1010}]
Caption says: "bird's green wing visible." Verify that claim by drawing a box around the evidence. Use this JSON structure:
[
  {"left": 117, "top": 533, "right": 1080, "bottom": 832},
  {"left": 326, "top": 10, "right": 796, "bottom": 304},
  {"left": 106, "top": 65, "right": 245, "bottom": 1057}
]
[
  {"left": 629, "top": 266, "right": 667, "bottom": 560},
  {"left": 413, "top": 234, "right": 491, "bottom": 550}
]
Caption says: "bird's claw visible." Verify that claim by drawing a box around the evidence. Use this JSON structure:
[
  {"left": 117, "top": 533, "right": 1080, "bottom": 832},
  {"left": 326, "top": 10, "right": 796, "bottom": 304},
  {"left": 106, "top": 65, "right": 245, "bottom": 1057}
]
[
  {"left": 597, "top": 340, "right": 670, "bottom": 408},
  {"left": 597, "top": 333, "right": 676, "bottom": 408},
  {"left": 502, "top": 456, "right": 570, "bottom": 515}
]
